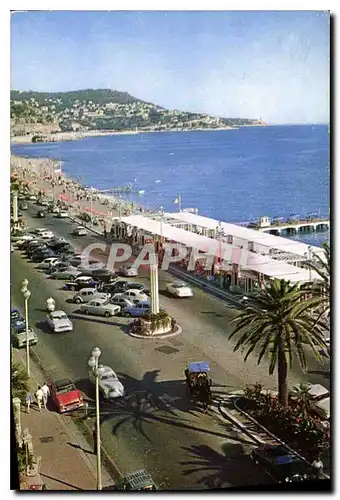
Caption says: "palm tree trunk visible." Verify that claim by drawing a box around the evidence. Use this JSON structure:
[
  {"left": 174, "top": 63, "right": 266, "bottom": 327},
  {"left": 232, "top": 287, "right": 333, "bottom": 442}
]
[{"left": 277, "top": 344, "right": 288, "bottom": 406}]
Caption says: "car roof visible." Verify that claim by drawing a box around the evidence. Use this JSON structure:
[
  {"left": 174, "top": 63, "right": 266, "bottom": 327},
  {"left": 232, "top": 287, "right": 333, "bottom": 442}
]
[
  {"left": 187, "top": 361, "right": 210, "bottom": 373},
  {"left": 50, "top": 310, "right": 67, "bottom": 317},
  {"left": 97, "top": 365, "right": 115, "bottom": 375},
  {"left": 77, "top": 287, "right": 98, "bottom": 293},
  {"left": 54, "top": 379, "right": 74, "bottom": 389},
  {"left": 123, "top": 470, "right": 154, "bottom": 489}
]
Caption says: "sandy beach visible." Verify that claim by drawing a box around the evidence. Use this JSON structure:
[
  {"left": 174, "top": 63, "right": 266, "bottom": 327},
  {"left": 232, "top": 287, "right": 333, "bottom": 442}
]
[{"left": 11, "top": 154, "right": 150, "bottom": 231}]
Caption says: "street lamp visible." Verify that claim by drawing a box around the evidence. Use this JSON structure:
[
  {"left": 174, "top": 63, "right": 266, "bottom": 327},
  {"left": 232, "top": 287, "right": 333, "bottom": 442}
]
[
  {"left": 88, "top": 347, "right": 102, "bottom": 491},
  {"left": 20, "top": 279, "right": 31, "bottom": 377},
  {"left": 304, "top": 245, "right": 313, "bottom": 281},
  {"left": 216, "top": 222, "right": 225, "bottom": 288}
]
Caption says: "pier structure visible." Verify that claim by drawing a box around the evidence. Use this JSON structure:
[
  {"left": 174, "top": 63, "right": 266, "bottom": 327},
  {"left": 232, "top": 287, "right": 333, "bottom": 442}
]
[
  {"left": 259, "top": 220, "right": 330, "bottom": 236},
  {"left": 113, "top": 213, "right": 324, "bottom": 296}
]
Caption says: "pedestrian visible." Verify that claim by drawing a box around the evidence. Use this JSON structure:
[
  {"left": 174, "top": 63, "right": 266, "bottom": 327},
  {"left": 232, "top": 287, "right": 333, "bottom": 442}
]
[
  {"left": 104, "top": 228, "right": 107, "bottom": 239},
  {"left": 41, "top": 382, "right": 50, "bottom": 409},
  {"left": 35, "top": 386, "right": 44, "bottom": 411},
  {"left": 312, "top": 454, "right": 324, "bottom": 478},
  {"left": 25, "top": 391, "right": 33, "bottom": 414}
]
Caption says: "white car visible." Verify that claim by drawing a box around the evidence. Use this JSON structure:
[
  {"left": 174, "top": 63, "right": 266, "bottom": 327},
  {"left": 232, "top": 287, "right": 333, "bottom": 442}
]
[
  {"left": 28, "top": 194, "right": 37, "bottom": 201},
  {"left": 120, "top": 264, "right": 139, "bottom": 277},
  {"left": 51, "top": 267, "right": 82, "bottom": 280},
  {"left": 121, "top": 289, "right": 149, "bottom": 302},
  {"left": 34, "top": 228, "right": 48, "bottom": 235},
  {"left": 17, "top": 234, "right": 35, "bottom": 245},
  {"left": 166, "top": 282, "right": 194, "bottom": 298},
  {"left": 58, "top": 210, "right": 69, "bottom": 218},
  {"left": 73, "top": 226, "right": 87, "bottom": 236},
  {"left": 89, "top": 365, "right": 124, "bottom": 399},
  {"left": 73, "top": 288, "right": 110, "bottom": 304},
  {"left": 40, "top": 231, "right": 54, "bottom": 239},
  {"left": 110, "top": 296, "right": 135, "bottom": 308},
  {"left": 292, "top": 383, "right": 330, "bottom": 421},
  {"left": 38, "top": 257, "right": 61, "bottom": 270},
  {"left": 80, "top": 298, "right": 121, "bottom": 317},
  {"left": 46, "top": 310, "right": 73, "bottom": 333}
]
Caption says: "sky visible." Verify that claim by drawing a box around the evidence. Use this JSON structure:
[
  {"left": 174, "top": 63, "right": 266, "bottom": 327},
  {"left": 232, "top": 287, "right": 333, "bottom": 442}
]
[{"left": 10, "top": 10, "right": 330, "bottom": 124}]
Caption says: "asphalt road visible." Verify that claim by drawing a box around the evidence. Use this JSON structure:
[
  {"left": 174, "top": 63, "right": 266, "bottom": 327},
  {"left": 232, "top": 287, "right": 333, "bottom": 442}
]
[{"left": 10, "top": 204, "right": 329, "bottom": 489}]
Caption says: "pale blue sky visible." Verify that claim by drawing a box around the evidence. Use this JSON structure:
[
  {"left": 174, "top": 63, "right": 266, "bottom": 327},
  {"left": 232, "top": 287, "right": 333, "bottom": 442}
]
[{"left": 11, "top": 10, "right": 329, "bottom": 123}]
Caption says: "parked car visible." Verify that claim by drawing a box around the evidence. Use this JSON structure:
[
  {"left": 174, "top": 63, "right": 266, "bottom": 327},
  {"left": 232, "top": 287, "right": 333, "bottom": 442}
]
[
  {"left": 16, "top": 234, "right": 35, "bottom": 246},
  {"left": 36, "top": 210, "right": 46, "bottom": 218},
  {"left": 166, "top": 282, "right": 194, "bottom": 298},
  {"left": 120, "top": 289, "right": 149, "bottom": 302},
  {"left": 57, "top": 210, "right": 68, "bottom": 218},
  {"left": 250, "top": 445, "right": 313, "bottom": 483},
  {"left": 11, "top": 308, "right": 25, "bottom": 331},
  {"left": 110, "top": 296, "right": 135, "bottom": 309},
  {"left": 77, "top": 262, "right": 104, "bottom": 274},
  {"left": 98, "top": 282, "right": 122, "bottom": 295},
  {"left": 39, "top": 230, "right": 54, "bottom": 240},
  {"left": 37, "top": 257, "right": 61, "bottom": 270},
  {"left": 91, "top": 269, "right": 116, "bottom": 283},
  {"left": 73, "top": 288, "right": 110, "bottom": 304},
  {"left": 122, "top": 301, "right": 151, "bottom": 317},
  {"left": 34, "top": 228, "right": 49, "bottom": 235},
  {"left": 32, "top": 250, "right": 57, "bottom": 263},
  {"left": 80, "top": 298, "right": 121, "bottom": 317},
  {"left": 291, "top": 383, "right": 330, "bottom": 421},
  {"left": 50, "top": 379, "right": 84, "bottom": 413},
  {"left": 125, "top": 283, "right": 150, "bottom": 295},
  {"left": 65, "top": 276, "right": 100, "bottom": 291},
  {"left": 88, "top": 365, "right": 124, "bottom": 399},
  {"left": 120, "top": 264, "right": 138, "bottom": 277},
  {"left": 19, "top": 202, "right": 28, "bottom": 210},
  {"left": 72, "top": 226, "right": 87, "bottom": 236},
  {"left": 38, "top": 199, "right": 49, "bottom": 207},
  {"left": 28, "top": 194, "right": 37, "bottom": 201},
  {"left": 108, "top": 280, "right": 130, "bottom": 293},
  {"left": 50, "top": 267, "right": 82, "bottom": 280},
  {"left": 12, "top": 325, "right": 38, "bottom": 349},
  {"left": 46, "top": 310, "right": 73, "bottom": 333}
]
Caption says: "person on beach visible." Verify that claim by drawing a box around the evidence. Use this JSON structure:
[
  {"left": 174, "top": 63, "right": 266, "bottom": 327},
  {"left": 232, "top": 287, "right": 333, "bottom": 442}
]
[
  {"left": 25, "top": 391, "right": 33, "bottom": 414},
  {"left": 41, "top": 382, "right": 50, "bottom": 409},
  {"left": 35, "top": 386, "right": 44, "bottom": 411}
]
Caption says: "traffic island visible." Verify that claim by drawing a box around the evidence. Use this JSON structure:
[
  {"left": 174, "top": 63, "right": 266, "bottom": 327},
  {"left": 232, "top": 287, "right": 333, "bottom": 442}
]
[{"left": 128, "top": 311, "right": 182, "bottom": 339}]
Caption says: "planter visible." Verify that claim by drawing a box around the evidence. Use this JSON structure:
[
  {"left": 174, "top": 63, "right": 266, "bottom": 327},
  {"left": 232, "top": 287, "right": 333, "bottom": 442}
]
[{"left": 129, "top": 313, "right": 180, "bottom": 338}]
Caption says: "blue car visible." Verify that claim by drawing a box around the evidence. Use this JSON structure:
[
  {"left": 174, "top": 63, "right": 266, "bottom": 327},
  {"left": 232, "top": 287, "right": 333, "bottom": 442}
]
[
  {"left": 122, "top": 301, "right": 151, "bottom": 317},
  {"left": 11, "top": 308, "right": 25, "bottom": 332}
]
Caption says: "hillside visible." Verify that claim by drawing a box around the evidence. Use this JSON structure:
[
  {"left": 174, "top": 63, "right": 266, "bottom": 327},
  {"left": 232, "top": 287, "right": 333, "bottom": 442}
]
[{"left": 10, "top": 88, "right": 265, "bottom": 137}]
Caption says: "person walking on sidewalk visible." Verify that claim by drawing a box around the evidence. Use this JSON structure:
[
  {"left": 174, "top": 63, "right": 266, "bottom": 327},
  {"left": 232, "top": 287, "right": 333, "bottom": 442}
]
[
  {"left": 41, "top": 382, "right": 50, "bottom": 409},
  {"left": 25, "top": 391, "right": 33, "bottom": 414},
  {"left": 35, "top": 386, "right": 44, "bottom": 411}
]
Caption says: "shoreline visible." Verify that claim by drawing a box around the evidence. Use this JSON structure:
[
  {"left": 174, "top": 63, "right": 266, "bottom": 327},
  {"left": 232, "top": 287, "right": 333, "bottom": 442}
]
[{"left": 10, "top": 125, "right": 248, "bottom": 145}]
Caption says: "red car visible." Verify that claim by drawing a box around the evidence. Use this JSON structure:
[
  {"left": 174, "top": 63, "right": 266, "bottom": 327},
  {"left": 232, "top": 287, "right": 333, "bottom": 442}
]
[{"left": 50, "top": 379, "right": 84, "bottom": 413}]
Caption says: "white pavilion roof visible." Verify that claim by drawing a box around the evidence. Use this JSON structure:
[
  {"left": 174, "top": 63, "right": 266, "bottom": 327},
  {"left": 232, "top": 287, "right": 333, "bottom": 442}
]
[
  {"left": 120, "top": 215, "right": 320, "bottom": 283},
  {"left": 164, "top": 212, "right": 324, "bottom": 259}
]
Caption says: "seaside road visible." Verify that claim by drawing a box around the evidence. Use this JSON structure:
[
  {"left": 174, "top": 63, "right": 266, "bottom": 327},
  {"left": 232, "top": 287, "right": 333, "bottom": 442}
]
[
  {"left": 11, "top": 249, "right": 274, "bottom": 490},
  {"left": 22, "top": 204, "right": 330, "bottom": 392}
]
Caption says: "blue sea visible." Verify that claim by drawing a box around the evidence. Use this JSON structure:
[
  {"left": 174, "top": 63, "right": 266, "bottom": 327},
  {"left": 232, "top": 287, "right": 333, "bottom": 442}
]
[{"left": 11, "top": 125, "right": 330, "bottom": 247}]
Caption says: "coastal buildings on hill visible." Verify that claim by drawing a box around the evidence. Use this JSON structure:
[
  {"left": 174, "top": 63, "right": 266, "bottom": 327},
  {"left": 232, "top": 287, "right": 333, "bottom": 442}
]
[{"left": 10, "top": 88, "right": 265, "bottom": 140}]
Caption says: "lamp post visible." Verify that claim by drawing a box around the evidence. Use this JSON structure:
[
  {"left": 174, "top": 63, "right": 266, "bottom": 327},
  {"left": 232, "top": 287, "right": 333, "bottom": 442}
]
[
  {"left": 88, "top": 347, "right": 102, "bottom": 491},
  {"left": 304, "top": 245, "right": 312, "bottom": 282},
  {"left": 216, "top": 222, "right": 225, "bottom": 288},
  {"left": 21, "top": 279, "right": 31, "bottom": 377}
]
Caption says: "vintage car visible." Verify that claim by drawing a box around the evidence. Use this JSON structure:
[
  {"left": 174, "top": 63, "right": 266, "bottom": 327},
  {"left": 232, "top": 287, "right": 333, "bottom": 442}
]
[
  {"left": 72, "top": 226, "right": 87, "bottom": 236},
  {"left": 46, "top": 310, "right": 73, "bottom": 333},
  {"left": 120, "top": 264, "right": 139, "bottom": 277},
  {"left": 80, "top": 298, "right": 120, "bottom": 317},
  {"left": 50, "top": 379, "right": 84, "bottom": 413},
  {"left": 166, "top": 282, "right": 194, "bottom": 298},
  {"left": 88, "top": 365, "right": 124, "bottom": 399},
  {"left": 12, "top": 325, "right": 38, "bottom": 349}
]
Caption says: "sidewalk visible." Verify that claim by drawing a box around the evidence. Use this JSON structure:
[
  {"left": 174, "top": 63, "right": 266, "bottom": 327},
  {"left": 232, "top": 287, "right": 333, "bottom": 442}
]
[{"left": 14, "top": 351, "right": 114, "bottom": 490}]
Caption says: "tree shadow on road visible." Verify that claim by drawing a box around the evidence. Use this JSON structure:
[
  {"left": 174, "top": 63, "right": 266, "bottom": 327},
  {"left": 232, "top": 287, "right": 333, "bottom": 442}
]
[
  {"left": 179, "top": 443, "right": 269, "bottom": 489},
  {"left": 76, "top": 370, "right": 255, "bottom": 446}
]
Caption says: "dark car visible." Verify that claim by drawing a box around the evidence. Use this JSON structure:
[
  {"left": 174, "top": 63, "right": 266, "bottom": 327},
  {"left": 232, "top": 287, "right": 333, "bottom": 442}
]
[
  {"left": 109, "top": 280, "right": 129, "bottom": 293},
  {"left": 36, "top": 210, "right": 46, "bottom": 218},
  {"left": 11, "top": 308, "right": 25, "bottom": 331},
  {"left": 98, "top": 282, "right": 120, "bottom": 295},
  {"left": 91, "top": 269, "right": 116, "bottom": 283},
  {"left": 250, "top": 445, "right": 314, "bottom": 483},
  {"left": 27, "top": 245, "right": 49, "bottom": 258},
  {"left": 19, "top": 202, "right": 28, "bottom": 210},
  {"left": 64, "top": 276, "right": 101, "bottom": 292}
]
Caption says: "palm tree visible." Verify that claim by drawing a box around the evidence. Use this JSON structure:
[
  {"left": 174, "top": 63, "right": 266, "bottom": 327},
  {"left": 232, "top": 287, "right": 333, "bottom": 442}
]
[
  {"left": 290, "top": 382, "right": 315, "bottom": 417},
  {"left": 229, "top": 279, "right": 329, "bottom": 407},
  {"left": 12, "top": 362, "right": 29, "bottom": 402}
]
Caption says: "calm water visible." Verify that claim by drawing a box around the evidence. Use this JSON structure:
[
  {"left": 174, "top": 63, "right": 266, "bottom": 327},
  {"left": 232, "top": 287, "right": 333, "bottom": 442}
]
[{"left": 12, "top": 125, "right": 330, "bottom": 246}]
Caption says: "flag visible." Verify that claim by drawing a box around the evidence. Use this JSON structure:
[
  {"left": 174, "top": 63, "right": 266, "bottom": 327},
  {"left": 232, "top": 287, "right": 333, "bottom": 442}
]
[{"left": 173, "top": 197, "right": 179, "bottom": 204}]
